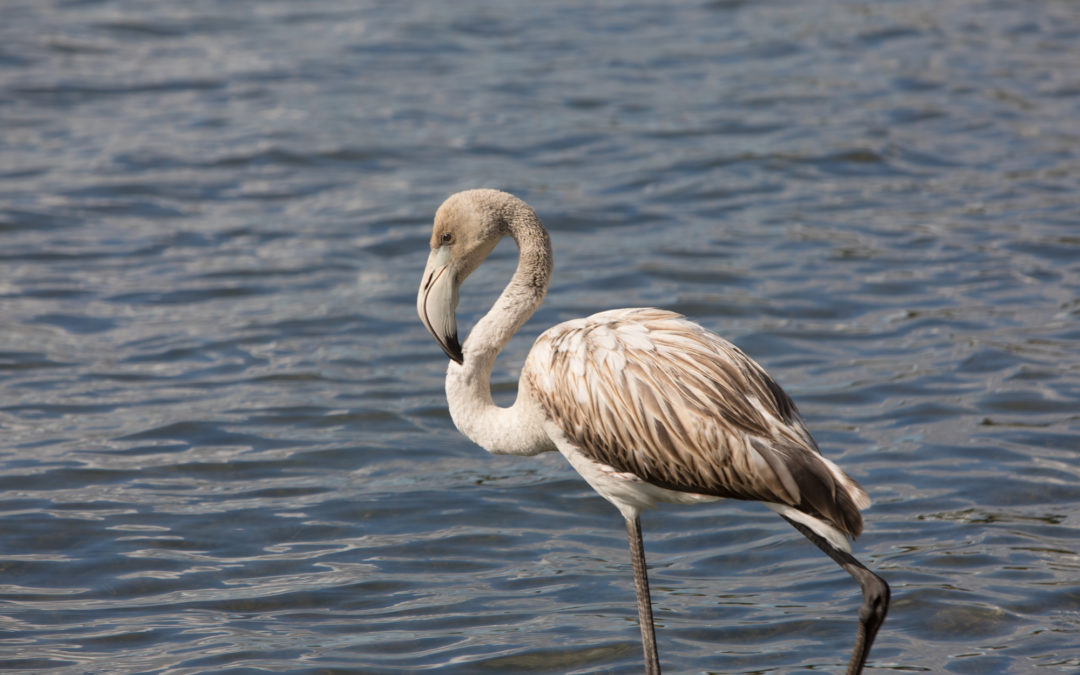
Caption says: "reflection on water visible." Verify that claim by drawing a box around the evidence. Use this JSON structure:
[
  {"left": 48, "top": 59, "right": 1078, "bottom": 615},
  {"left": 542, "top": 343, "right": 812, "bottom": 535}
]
[{"left": 1, "top": 0, "right": 1079, "bottom": 673}]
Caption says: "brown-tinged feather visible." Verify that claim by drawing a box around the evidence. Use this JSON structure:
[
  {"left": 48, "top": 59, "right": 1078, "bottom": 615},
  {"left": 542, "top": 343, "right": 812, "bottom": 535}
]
[{"left": 524, "top": 308, "right": 866, "bottom": 538}]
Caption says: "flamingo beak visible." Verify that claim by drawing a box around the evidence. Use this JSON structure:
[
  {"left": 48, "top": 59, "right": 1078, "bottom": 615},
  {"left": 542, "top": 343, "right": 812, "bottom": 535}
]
[{"left": 417, "top": 245, "right": 463, "bottom": 364}]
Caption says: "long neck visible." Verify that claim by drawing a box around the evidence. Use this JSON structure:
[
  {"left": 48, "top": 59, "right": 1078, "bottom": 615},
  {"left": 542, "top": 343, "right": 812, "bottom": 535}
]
[{"left": 445, "top": 210, "right": 554, "bottom": 456}]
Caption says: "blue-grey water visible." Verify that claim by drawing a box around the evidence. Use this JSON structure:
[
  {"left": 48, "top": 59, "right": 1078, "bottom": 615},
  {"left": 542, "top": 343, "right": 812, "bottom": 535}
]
[{"left": 2, "top": 1, "right": 1079, "bottom": 673}]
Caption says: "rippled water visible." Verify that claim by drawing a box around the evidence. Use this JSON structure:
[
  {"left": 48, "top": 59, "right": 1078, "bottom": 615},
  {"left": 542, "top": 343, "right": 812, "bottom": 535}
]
[{"left": 2, "top": 1, "right": 1079, "bottom": 673}]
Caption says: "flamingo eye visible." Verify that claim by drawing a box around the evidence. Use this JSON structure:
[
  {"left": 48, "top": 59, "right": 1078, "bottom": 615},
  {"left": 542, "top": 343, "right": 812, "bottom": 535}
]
[{"left": 440, "top": 232, "right": 454, "bottom": 245}]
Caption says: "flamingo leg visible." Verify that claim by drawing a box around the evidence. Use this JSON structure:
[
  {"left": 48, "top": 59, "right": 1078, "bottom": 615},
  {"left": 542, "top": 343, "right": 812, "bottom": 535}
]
[
  {"left": 626, "top": 516, "right": 661, "bottom": 675},
  {"left": 781, "top": 516, "right": 890, "bottom": 675}
]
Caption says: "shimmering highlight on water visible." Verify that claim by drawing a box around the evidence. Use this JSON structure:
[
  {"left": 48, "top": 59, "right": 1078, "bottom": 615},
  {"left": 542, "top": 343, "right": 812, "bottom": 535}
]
[{"left": 1, "top": 1, "right": 1079, "bottom": 673}]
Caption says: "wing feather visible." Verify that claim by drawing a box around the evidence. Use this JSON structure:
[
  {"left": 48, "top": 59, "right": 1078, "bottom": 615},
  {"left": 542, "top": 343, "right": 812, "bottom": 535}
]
[{"left": 524, "top": 308, "right": 867, "bottom": 538}]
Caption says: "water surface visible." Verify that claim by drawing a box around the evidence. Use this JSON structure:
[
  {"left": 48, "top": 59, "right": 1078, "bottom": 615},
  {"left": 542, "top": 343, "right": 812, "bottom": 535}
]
[{"left": 1, "top": 1, "right": 1079, "bottom": 673}]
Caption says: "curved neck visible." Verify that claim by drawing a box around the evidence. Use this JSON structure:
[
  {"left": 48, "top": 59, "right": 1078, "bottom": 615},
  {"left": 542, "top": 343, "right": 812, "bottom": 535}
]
[
  {"left": 445, "top": 209, "right": 554, "bottom": 456},
  {"left": 466, "top": 212, "right": 552, "bottom": 366}
]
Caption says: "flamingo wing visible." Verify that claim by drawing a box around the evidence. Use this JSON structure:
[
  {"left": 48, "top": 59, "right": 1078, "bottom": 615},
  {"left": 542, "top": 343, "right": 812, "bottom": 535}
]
[{"left": 523, "top": 307, "right": 868, "bottom": 539}]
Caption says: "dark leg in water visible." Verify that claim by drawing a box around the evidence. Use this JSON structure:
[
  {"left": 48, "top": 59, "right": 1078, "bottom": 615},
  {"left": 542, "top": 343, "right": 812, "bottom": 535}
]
[
  {"left": 782, "top": 516, "right": 890, "bottom": 675},
  {"left": 625, "top": 515, "right": 661, "bottom": 675}
]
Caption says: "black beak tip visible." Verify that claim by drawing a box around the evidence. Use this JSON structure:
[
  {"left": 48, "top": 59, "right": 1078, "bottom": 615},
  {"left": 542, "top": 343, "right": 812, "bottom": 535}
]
[{"left": 443, "top": 334, "right": 464, "bottom": 364}]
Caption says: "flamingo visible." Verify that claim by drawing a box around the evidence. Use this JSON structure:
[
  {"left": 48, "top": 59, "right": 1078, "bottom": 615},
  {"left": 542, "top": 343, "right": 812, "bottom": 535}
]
[{"left": 417, "top": 189, "right": 889, "bottom": 674}]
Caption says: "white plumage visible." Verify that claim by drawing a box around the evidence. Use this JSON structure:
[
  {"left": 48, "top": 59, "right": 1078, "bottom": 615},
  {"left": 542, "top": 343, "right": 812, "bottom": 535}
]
[{"left": 417, "top": 189, "right": 889, "bottom": 675}]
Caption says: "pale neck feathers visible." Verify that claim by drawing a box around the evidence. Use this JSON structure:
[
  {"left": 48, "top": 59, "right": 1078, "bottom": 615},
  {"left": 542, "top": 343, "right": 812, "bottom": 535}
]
[{"left": 445, "top": 192, "right": 554, "bottom": 456}]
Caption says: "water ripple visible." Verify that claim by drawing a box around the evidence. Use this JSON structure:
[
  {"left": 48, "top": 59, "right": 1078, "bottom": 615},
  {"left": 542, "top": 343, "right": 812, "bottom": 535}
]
[{"left": 0, "top": 0, "right": 1079, "bottom": 673}]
